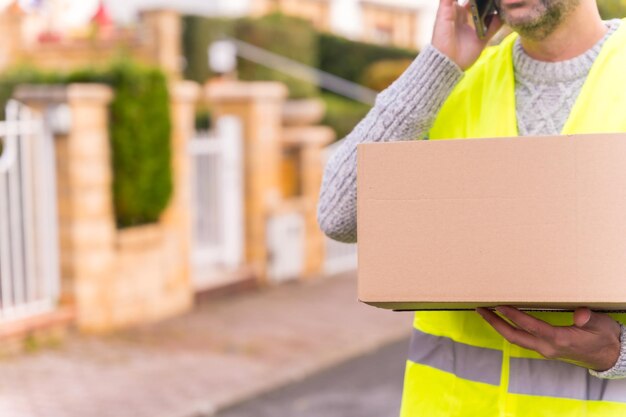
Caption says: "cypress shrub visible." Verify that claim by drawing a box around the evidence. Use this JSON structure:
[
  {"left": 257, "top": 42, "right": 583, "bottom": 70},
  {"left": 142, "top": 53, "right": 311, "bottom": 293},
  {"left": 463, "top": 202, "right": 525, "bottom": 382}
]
[
  {"left": 104, "top": 63, "right": 173, "bottom": 228},
  {"left": 0, "top": 62, "right": 173, "bottom": 228}
]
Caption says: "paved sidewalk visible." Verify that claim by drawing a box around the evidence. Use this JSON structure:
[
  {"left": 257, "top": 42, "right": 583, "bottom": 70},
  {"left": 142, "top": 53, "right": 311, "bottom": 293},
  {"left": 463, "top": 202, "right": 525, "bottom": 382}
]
[{"left": 0, "top": 272, "right": 413, "bottom": 417}]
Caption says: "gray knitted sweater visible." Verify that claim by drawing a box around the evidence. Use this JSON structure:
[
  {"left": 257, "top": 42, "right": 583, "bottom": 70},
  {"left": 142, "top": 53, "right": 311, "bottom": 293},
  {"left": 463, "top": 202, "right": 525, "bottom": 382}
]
[{"left": 317, "top": 19, "right": 626, "bottom": 379}]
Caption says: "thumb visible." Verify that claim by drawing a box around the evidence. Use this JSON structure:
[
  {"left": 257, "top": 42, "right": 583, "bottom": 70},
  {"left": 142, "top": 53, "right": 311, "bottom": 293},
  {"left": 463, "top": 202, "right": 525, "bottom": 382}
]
[{"left": 574, "top": 307, "right": 601, "bottom": 330}]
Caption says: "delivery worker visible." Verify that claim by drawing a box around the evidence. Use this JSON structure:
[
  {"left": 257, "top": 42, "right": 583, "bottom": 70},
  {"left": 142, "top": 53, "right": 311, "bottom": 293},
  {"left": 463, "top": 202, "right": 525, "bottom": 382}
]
[{"left": 317, "top": 0, "right": 626, "bottom": 415}]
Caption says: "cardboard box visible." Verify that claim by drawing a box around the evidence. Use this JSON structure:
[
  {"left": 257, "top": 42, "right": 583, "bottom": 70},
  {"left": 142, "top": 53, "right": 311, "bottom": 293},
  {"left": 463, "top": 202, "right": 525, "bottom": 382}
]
[{"left": 357, "top": 133, "right": 626, "bottom": 311}]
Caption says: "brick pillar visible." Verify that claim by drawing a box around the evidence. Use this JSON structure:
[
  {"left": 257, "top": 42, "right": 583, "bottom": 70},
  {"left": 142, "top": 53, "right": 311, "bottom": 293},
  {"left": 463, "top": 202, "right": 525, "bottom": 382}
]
[
  {"left": 140, "top": 9, "right": 182, "bottom": 79},
  {"left": 301, "top": 132, "right": 335, "bottom": 277},
  {"left": 15, "top": 84, "right": 116, "bottom": 332},
  {"left": 0, "top": 6, "right": 24, "bottom": 71},
  {"left": 206, "top": 81, "right": 288, "bottom": 283},
  {"left": 161, "top": 80, "right": 199, "bottom": 293}
]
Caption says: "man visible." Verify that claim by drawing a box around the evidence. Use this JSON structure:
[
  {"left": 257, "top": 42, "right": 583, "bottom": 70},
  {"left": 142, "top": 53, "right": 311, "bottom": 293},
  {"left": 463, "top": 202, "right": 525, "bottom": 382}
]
[{"left": 317, "top": 0, "right": 626, "bottom": 415}]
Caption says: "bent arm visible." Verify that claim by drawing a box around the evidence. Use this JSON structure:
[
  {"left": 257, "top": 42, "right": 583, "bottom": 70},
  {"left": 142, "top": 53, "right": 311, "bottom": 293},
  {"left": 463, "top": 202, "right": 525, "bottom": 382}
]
[{"left": 317, "top": 45, "right": 463, "bottom": 243}]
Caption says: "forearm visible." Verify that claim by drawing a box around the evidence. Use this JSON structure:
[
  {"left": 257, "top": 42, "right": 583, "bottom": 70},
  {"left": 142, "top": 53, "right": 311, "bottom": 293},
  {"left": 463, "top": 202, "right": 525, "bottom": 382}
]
[{"left": 317, "top": 45, "right": 463, "bottom": 243}]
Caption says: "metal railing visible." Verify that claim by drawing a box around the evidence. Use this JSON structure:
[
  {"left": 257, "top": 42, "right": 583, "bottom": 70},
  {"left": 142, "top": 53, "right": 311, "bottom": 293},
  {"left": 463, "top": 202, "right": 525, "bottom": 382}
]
[
  {"left": 225, "top": 38, "right": 378, "bottom": 106},
  {"left": 0, "top": 101, "right": 59, "bottom": 322}
]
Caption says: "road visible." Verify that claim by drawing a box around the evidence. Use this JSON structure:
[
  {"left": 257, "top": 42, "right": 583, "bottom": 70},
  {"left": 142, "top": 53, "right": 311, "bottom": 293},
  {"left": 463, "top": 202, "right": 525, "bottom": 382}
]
[{"left": 214, "top": 338, "right": 410, "bottom": 417}]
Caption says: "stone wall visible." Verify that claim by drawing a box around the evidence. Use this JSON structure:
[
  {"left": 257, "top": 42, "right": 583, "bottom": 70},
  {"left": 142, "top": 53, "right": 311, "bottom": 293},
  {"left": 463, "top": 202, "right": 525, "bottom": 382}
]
[
  {"left": 250, "top": 0, "right": 332, "bottom": 31},
  {"left": 15, "top": 81, "right": 197, "bottom": 333},
  {"left": 9, "top": 77, "right": 332, "bottom": 333},
  {"left": 0, "top": 9, "right": 182, "bottom": 78},
  {"left": 360, "top": 2, "right": 420, "bottom": 50}
]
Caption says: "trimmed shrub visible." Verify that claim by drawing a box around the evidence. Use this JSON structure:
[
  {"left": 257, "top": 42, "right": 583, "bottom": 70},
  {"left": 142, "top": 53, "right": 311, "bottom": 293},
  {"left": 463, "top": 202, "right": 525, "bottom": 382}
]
[
  {"left": 0, "top": 67, "right": 65, "bottom": 118},
  {"left": 235, "top": 13, "right": 319, "bottom": 98},
  {"left": 103, "top": 64, "right": 173, "bottom": 228},
  {"left": 0, "top": 62, "right": 173, "bottom": 229},
  {"left": 182, "top": 15, "right": 235, "bottom": 83},
  {"left": 318, "top": 32, "right": 416, "bottom": 84},
  {"left": 360, "top": 59, "right": 413, "bottom": 92},
  {"left": 182, "top": 13, "right": 319, "bottom": 98}
]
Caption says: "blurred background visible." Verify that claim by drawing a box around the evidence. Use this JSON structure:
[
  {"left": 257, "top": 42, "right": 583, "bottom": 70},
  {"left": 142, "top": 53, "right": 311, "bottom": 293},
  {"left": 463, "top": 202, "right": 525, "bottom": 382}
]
[{"left": 0, "top": 1, "right": 624, "bottom": 416}]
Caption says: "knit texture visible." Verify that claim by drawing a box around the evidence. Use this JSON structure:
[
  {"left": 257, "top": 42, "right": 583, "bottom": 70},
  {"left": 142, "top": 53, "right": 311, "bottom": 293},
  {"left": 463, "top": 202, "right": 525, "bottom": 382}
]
[
  {"left": 316, "top": 45, "right": 463, "bottom": 243},
  {"left": 514, "top": 20, "right": 621, "bottom": 135},
  {"left": 317, "top": 20, "right": 626, "bottom": 378}
]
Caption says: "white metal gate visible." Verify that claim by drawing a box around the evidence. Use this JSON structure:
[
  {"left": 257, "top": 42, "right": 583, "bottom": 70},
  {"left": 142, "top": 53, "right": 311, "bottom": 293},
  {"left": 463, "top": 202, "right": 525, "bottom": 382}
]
[
  {"left": 189, "top": 116, "right": 244, "bottom": 289},
  {"left": 0, "top": 101, "right": 59, "bottom": 322}
]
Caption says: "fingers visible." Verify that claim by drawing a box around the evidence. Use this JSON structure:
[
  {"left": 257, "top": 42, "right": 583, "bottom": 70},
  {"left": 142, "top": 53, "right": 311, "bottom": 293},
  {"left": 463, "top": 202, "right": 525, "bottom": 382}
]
[
  {"left": 495, "top": 306, "right": 556, "bottom": 338},
  {"left": 437, "top": 0, "right": 458, "bottom": 22},
  {"left": 456, "top": 2, "right": 470, "bottom": 27},
  {"left": 479, "top": 306, "right": 623, "bottom": 367},
  {"left": 477, "top": 307, "right": 542, "bottom": 352},
  {"left": 437, "top": 0, "right": 456, "bottom": 15}
]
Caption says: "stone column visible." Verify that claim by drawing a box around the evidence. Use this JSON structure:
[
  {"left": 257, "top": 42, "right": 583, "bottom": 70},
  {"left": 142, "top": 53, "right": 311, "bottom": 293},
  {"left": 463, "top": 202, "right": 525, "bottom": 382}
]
[
  {"left": 282, "top": 125, "right": 335, "bottom": 278},
  {"left": 206, "top": 81, "right": 288, "bottom": 283},
  {"left": 0, "top": 6, "right": 24, "bottom": 72},
  {"left": 140, "top": 9, "right": 182, "bottom": 79},
  {"left": 15, "top": 84, "right": 116, "bottom": 332},
  {"left": 160, "top": 80, "right": 199, "bottom": 298}
]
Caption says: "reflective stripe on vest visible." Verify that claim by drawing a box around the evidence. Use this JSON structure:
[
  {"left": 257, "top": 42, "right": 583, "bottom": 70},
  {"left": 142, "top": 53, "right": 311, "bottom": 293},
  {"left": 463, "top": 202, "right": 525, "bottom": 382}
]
[
  {"left": 509, "top": 357, "right": 626, "bottom": 403},
  {"left": 409, "top": 328, "right": 626, "bottom": 403},
  {"left": 408, "top": 327, "right": 502, "bottom": 386},
  {"left": 401, "top": 17, "right": 626, "bottom": 417}
]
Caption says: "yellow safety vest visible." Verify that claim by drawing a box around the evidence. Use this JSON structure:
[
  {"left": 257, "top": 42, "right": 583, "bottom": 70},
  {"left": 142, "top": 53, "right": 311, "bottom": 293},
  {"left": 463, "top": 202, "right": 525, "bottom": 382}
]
[{"left": 400, "top": 19, "right": 626, "bottom": 417}]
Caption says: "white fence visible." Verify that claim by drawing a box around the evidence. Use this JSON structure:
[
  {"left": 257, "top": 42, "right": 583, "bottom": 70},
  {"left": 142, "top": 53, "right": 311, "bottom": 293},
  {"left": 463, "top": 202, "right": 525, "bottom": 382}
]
[
  {"left": 324, "top": 237, "right": 358, "bottom": 276},
  {"left": 0, "top": 101, "right": 59, "bottom": 322},
  {"left": 189, "top": 116, "right": 244, "bottom": 289},
  {"left": 322, "top": 138, "right": 358, "bottom": 276}
]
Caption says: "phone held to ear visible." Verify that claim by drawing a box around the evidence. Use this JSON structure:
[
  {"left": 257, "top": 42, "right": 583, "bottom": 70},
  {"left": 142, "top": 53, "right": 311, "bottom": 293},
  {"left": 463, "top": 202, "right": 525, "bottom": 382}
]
[{"left": 469, "top": 0, "right": 498, "bottom": 39}]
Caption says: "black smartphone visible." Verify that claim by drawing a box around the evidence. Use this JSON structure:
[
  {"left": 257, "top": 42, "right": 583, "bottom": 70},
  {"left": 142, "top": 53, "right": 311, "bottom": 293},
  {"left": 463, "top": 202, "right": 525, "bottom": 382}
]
[{"left": 469, "top": 0, "right": 498, "bottom": 39}]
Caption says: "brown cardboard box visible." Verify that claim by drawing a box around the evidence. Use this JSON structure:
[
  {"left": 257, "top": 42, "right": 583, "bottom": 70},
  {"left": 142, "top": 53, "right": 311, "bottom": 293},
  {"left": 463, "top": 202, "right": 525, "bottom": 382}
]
[{"left": 357, "top": 133, "right": 626, "bottom": 311}]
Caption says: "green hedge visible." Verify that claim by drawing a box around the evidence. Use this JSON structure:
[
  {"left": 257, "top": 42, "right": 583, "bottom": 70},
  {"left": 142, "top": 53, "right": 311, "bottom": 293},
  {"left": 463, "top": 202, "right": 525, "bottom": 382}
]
[
  {"left": 235, "top": 13, "right": 319, "bottom": 98},
  {"left": 182, "top": 15, "right": 235, "bottom": 84},
  {"left": 181, "top": 14, "right": 418, "bottom": 139},
  {"left": 360, "top": 59, "right": 413, "bottom": 92},
  {"left": 0, "top": 63, "right": 172, "bottom": 228},
  {"left": 183, "top": 13, "right": 318, "bottom": 98},
  {"left": 318, "top": 33, "right": 416, "bottom": 84}
]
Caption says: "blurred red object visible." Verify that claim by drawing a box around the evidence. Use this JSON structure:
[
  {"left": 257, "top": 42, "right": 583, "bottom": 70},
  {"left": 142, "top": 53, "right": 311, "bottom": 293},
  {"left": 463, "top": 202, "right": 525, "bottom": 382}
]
[{"left": 38, "top": 31, "right": 62, "bottom": 43}]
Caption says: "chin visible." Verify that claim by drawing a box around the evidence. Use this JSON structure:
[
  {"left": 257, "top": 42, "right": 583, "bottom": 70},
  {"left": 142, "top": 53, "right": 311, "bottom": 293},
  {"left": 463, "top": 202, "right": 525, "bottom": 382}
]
[{"left": 500, "top": 7, "right": 537, "bottom": 25}]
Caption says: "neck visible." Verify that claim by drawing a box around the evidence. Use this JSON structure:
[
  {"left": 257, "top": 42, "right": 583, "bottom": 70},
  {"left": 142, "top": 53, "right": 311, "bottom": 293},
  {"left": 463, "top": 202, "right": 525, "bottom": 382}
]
[{"left": 519, "top": 2, "right": 607, "bottom": 62}]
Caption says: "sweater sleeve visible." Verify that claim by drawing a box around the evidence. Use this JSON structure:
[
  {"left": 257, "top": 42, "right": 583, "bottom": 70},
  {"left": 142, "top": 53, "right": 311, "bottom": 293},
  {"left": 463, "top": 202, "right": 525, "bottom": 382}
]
[
  {"left": 589, "top": 324, "right": 626, "bottom": 379},
  {"left": 316, "top": 45, "right": 463, "bottom": 243}
]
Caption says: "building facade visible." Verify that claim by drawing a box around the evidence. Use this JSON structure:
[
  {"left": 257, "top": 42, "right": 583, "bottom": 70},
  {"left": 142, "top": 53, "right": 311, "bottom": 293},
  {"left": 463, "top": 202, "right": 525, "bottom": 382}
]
[
  {"left": 251, "top": 0, "right": 332, "bottom": 32},
  {"left": 250, "top": 0, "right": 436, "bottom": 50}
]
